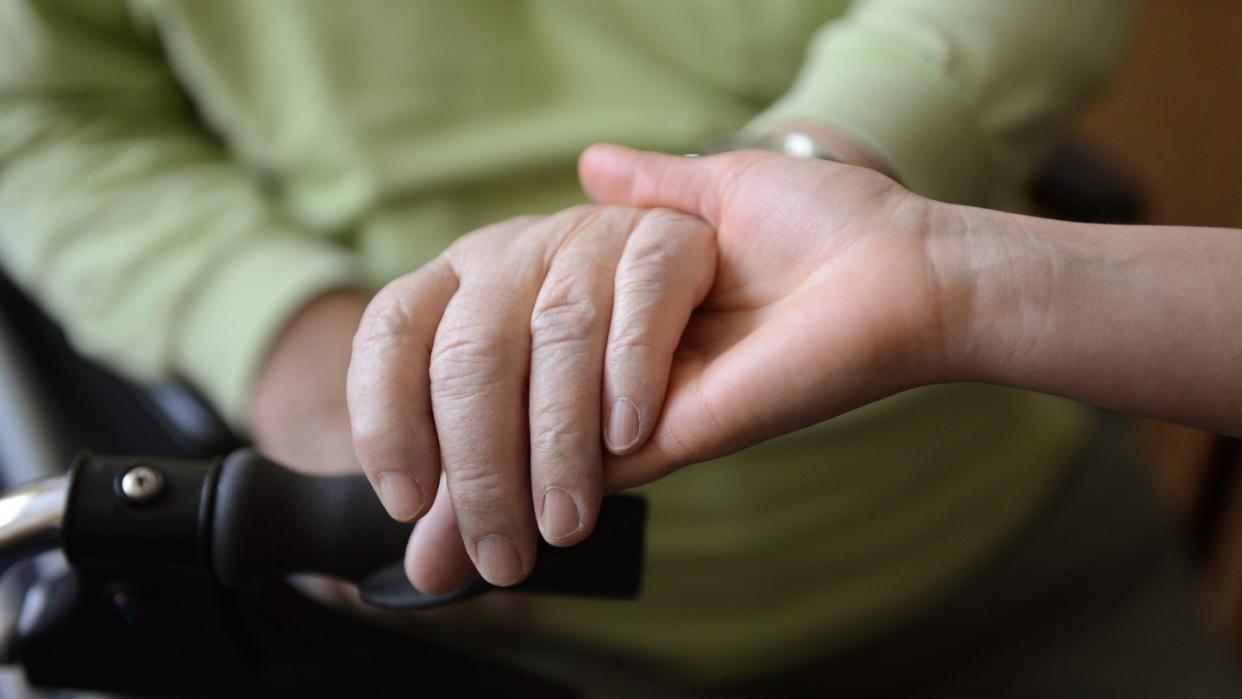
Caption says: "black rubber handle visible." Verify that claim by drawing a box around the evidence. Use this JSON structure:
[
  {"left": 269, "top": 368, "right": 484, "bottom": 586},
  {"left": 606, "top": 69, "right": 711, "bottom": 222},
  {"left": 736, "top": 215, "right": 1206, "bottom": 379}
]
[
  {"left": 210, "top": 449, "right": 646, "bottom": 607},
  {"left": 359, "top": 494, "right": 647, "bottom": 609},
  {"left": 211, "top": 449, "right": 408, "bottom": 588}
]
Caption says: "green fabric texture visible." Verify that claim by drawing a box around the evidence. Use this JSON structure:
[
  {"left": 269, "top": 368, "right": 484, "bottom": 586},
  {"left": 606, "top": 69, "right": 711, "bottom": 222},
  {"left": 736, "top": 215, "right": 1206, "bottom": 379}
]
[
  {"left": 0, "top": 0, "right": 1136, "bottom": 680},
  {"left": 753, "top": 0, "right": 1138, "bottom": 208}
]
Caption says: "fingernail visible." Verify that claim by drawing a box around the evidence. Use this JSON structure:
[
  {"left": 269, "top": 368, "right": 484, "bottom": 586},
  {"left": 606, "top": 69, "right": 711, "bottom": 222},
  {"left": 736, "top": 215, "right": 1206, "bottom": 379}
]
[
  {"left": 475, "top": 534, "right": 526, "bottom": 587},
  {"left": 378, "top": 472, "right": 424, "bottom": 522},
  {"left": 541, "top": 487, "right": 583, "bottom": 543},
  {"left": 606, "top": 398, "right": 641, "bottom": 452}
]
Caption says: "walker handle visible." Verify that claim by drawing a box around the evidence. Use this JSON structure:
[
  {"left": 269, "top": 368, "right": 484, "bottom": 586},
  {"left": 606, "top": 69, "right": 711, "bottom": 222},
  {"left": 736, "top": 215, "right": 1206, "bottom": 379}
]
[{"left": 209, "top": 449, "right": 646, "bottom": 607}]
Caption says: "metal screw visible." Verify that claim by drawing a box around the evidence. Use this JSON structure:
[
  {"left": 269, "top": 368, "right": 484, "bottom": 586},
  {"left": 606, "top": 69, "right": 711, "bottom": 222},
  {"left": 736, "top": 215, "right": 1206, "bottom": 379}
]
[{"left": 119, "top": 465, "right": 164, "bottom": 503}]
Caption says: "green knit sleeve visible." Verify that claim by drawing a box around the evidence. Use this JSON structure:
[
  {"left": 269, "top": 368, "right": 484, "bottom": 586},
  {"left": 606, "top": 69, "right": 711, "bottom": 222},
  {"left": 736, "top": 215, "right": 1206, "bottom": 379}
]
[
  {"left": 0, "top": 0, "right": 357, "bottom": 427},
  {"left": 751, "top": 0, "right": 1139, "bottom": 206}
]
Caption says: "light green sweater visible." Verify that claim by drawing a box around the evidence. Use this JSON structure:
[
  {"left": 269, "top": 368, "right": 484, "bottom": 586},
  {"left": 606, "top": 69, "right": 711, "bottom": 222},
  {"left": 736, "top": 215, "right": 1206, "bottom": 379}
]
[{"left": 0, "top": 0, "right": 1136, "bottom": 680}]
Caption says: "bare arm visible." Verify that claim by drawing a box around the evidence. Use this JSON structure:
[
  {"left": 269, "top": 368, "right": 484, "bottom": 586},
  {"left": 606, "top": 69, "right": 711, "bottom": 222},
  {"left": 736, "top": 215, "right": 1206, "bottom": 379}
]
[
  {"left": 347, "top": 143, "right": 1239, "bottom": 593},
  {"left": 937, "top": 205, "right": 1242, "bottom": 437},
  {"left": 579, "top": 142, "right": 1242, "bottom": 480}
]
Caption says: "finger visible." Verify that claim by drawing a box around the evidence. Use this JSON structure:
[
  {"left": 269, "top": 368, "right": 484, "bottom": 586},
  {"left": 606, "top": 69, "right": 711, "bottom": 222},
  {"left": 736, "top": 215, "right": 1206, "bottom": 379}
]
[
  {"left": 607, "top": 302, "right": 886, "bottom": 492},
  {"left": 603, "top": 209, "right": 716, "bottom": 456},
  {"left": 528, "top": 208, "right": 634, "bottom": 546},
  {"left": 578, "top": 144, "right": 755, "bottom": 227},
  {"left": 430, "top": 261, "right": 545, "bottom": 587},
  {"left": 405, "top": 476, "right": 476, "bottom": 594},
  {"left": 603, "top": 337, "right": 760, "bottom": 493},
  {"left": 349, "top": 258, "right": 459, "bottom": 522}
]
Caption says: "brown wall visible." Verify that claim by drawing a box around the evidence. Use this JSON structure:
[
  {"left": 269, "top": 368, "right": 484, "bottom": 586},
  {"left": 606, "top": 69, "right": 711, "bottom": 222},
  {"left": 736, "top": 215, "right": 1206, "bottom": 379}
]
[{"left": 1078, "top": 0, "right": 1242, "bottom": 229}]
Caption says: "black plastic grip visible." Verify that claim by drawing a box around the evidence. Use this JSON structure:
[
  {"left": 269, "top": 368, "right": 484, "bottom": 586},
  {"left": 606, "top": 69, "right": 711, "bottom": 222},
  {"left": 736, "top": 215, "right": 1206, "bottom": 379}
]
[
  {"left": 209, "top": 449, "right": 646, "bottom": 606},
  {"left": 211, "top": 449, "right": 410, "bottom": 588},
  {"left": 359, "top": 495, "right": 647, "bottom": 609}
]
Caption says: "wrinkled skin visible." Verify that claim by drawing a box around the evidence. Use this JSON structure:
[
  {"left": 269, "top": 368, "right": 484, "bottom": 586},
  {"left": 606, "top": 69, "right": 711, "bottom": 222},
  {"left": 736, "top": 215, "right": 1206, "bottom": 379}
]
[{"left": 348, "top": 146, "right": 948, "bottom": 593}]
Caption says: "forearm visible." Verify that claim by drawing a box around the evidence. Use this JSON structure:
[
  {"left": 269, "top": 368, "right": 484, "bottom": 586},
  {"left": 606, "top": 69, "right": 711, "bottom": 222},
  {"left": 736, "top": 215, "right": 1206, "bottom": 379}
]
[{"left": 937, "top": 203, "right": 1242, "bottom": 436}]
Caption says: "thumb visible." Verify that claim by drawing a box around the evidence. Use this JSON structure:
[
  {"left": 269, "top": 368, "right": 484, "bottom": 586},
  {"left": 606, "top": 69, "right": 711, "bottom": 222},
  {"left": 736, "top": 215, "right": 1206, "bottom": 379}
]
[{"left": 578, "top": 144, "right": 734, "bottom": 226}]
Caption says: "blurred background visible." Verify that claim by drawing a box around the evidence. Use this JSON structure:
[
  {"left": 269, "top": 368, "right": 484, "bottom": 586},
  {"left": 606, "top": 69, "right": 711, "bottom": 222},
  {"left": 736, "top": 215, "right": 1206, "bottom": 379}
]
[{"left": 1074, "top": 0, "right": 1242, "bottom": 662}]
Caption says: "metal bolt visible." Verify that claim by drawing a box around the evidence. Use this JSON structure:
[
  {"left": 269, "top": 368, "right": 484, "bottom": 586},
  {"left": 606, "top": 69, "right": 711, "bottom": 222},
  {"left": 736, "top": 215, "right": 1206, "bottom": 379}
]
[{"left": 119, "top": 465, "right": 164, "bottom": 503}]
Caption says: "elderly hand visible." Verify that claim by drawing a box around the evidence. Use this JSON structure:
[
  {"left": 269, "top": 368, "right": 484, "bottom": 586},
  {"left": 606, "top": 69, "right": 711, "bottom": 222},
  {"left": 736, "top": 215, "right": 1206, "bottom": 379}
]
[
  {"left": 350, "top": 146, "right": 956, "bottom": 593},
  {"left": 348, "top": 206, "right": 717, "bottom": 591}
]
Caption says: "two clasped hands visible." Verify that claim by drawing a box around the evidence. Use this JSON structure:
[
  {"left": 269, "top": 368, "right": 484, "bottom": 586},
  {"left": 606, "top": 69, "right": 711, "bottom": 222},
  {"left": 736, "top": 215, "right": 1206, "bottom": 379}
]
[{"left": 348, "top": 145, "right": 1242, "bottom": 593}]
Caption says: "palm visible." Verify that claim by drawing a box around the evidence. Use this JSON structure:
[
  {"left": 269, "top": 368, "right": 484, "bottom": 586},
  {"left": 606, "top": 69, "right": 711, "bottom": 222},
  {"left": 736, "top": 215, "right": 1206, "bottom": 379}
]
[{"left": 602, "top": 154, "right": 939, "bottom": 489}]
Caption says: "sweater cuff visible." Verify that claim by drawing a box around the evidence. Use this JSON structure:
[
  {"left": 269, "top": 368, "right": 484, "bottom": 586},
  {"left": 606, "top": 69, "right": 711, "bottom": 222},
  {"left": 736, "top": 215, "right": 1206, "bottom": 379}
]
[
  {"left": 750, "top": 26, "right": 993, "bottom": 205},
  {"left": 173, "top": 236, "right": 358, "bottom": 429}
]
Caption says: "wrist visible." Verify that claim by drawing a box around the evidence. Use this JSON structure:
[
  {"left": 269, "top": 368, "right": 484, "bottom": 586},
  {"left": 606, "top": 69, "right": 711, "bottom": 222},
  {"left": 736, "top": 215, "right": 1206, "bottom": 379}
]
[
  {"left": 922, "top": 201, "right": 1007, "bottom": 386},
  {"left": 249, "top": 289, "right": 369, "bottom": 472},
  {"left": 922, "top": 201, "right": 1068, "bottom": 388}
]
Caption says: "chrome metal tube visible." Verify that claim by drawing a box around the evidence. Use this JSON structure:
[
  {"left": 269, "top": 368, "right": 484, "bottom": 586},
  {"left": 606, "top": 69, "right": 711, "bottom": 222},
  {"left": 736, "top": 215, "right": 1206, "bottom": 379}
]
[{"left": 0, "top": 477, "right": 65, "bottom": 576}]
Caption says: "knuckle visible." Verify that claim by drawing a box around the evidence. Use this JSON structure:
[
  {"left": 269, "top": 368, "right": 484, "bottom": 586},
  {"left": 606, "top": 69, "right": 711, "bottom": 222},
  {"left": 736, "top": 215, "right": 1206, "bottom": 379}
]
[
  {"left": 530, "top": 279, "right": 604, "bottom": 352},
  {"left": 446, "top": 232, "right": 488, "bottom": 263},
  {"left": 608, "top": 332, "right": 663, "bottom": 360},
  {"left": 354, "top": 286, "right": 412, "bottom": 351},
  {"left": 616, "top": 243, "right": 681, "bottom": 311},
  {"left": 615, "top": 274, "right": 670, "bottom": 313},
  {"left": 429, "top": 328, "right": 516, "bottom": 399},
  {"left": 622, "top": 238, "right": 680, "bottom": 283},
  {"left": 530, "top": 417, "right": 588, "bottom": 460},
  {"left": 465, "top": 214, "right": 542, "bottom": 243},
  {"left": 606, "top": 332, "right": 668, "bottom": 376},
  {"left": 446, "top": 463, "right": 508, "bottom": 514},
  {"left": 535, "top": 206, "right": 605, "bottom": 246},
  {"left": 557, "top": 204, "right": 641, "bottom": 241}
]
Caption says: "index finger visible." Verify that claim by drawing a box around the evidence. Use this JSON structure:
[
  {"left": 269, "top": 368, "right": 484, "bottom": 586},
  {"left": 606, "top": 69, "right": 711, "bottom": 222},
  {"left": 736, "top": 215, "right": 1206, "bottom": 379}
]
[{"left": 348, "top": 258, "right": 459, "bottom": 522}]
